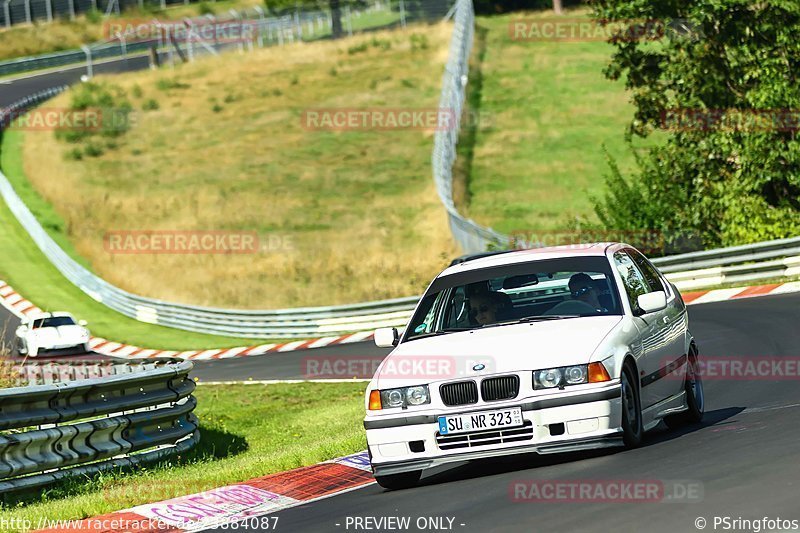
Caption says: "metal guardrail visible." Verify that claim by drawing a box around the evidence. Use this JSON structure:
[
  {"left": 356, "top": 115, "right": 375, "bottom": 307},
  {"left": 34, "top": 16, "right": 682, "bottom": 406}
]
[{"left": 0, "top": 359, "right": 198, "bottom": 493}]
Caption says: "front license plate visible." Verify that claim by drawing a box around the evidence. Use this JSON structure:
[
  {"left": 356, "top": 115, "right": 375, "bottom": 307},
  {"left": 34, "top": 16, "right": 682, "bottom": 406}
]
[{"left": 438, "top": 407, "right": 523, "bottom": 435}]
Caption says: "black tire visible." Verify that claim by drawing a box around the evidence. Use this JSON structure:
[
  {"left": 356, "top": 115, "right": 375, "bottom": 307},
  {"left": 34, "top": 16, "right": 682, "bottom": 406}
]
[
  {"left": 664, "top": 350, "right": 704, "bottom": 429},
  {"left": 375, "top": 470, "right": 422, "bottom": 490},
  {"left": 621, "top": 364, "right": 643, "bottom": 448}
]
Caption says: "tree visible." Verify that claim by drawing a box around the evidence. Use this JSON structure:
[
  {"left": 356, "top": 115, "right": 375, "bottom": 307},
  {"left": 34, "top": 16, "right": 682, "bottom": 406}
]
[
  {"left": 591, "top": 0, "right": 800, "bottom": 250},
  {"left": 330, "top": 0, "right": 343, "bottom": 38}
]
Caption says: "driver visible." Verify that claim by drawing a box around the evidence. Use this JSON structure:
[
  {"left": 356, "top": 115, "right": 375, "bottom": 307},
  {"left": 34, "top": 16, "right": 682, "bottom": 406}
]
[
  {"left": 469, "top": 291, "right": 506, "bottom": 326},
  {"left": 568, "top": 273, "right": 606, "bottom": 312}
]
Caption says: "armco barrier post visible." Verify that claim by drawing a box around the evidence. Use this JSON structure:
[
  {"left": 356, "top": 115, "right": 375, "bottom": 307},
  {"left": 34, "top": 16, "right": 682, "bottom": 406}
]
[{"left": 81, "top": 45, "right": 93, "bottom": 79}]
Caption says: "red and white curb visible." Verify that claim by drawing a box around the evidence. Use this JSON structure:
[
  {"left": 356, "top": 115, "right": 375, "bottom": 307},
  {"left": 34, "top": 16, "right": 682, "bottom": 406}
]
[
  {"left": 36, "top": 451, "right": 375, "bottom": 533},
  {"left": 3, "top": 279, "right": 800, "bottom": 361},
  {"left": 0, "top": 279, "right": 373, "bottom": 360}
]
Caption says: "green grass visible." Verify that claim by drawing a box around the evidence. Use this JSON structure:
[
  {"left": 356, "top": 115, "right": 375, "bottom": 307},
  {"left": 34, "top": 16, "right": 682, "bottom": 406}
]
[
  {"left": 0, "top": 129, "right": 273, "bottom": 350},
  {"left": 465, "top": 9, "right": 664, "bottom": 235},
  {"left": 0, "top": 382, "right": 367, "bottom": 529}
]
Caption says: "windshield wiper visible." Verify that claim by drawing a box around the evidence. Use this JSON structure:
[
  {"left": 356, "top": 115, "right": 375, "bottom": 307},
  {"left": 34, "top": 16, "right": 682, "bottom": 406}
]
[
  {"left": 407, "top": 327, "right": 475, "bottom": 341},
  {"left": 516, "top": 315, "right": 580, "bottom": 323}
]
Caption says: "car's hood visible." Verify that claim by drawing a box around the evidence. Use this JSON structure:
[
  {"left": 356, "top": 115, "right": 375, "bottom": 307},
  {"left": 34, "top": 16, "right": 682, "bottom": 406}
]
[
  {"left": 374, "top": 316, "right": 622, "bottom": 388},
  {"left": 30, "top": 326, "right": 88, "bottom": 344}
]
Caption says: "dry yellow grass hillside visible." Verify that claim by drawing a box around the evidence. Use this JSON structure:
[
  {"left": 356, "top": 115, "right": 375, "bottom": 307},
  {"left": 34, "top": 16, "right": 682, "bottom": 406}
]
[{"left": 20, "top": 24, "right": 457, "bottom": 309}]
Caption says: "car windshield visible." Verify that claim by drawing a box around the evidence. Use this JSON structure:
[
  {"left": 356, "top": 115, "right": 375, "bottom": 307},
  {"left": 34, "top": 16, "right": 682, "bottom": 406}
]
[
  {"left": 31, "top": 316, "right": 76, "bottom": 328},
  {"left": 405, "top": 256, "right": 621, "bottom": 342}
]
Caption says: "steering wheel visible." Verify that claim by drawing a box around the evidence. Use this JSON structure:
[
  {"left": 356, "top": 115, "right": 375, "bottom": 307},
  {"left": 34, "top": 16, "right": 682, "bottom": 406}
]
[{"left": 545, "top": 299, "right": 599, "bottom": 315}]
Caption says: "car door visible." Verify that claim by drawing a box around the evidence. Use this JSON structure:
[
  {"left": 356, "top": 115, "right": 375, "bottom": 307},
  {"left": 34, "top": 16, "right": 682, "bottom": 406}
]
[
  {"left": 628, "top": 248, "right": 688, "bottom": 401},
  {"left": 612, "top": 250, "right": 675, "bottom": 409}
]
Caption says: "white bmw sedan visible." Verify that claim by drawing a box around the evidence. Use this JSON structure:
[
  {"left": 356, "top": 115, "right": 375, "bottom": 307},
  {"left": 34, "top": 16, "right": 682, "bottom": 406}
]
[
  {"left": 15, "top": 312, "right": 91, "bottom": 357},
  {"left": 365, "top": 243, "right": 704, "bottom": 489}
]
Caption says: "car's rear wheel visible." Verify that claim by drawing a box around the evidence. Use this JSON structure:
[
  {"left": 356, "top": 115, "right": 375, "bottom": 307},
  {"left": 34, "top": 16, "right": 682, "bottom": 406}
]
[
  {"left": 621, "top": 364, "right": 643, "bottom": 448},
  {"left": 664, "top": 350, "right": 704, "bottom": 428},
  {"left": 375, "top": 470, "right": 422, "bottom": 490}
]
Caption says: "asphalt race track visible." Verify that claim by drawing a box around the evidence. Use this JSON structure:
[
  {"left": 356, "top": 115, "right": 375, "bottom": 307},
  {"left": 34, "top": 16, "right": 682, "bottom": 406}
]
[
  {"left": 194, "top": 292, "right": 799, "bottom": 533},
  {"left": 0, "top": 56, "right": 150, "bottom": 109}
]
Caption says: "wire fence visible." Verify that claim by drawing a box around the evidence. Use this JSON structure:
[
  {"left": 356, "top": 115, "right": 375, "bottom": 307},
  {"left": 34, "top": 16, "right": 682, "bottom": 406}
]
[
  {"left": 0, "top": 0, "right": 450, "bottom": 78},
  {"left": 431, "top": 0, "right": 509, "bottom": 253}
]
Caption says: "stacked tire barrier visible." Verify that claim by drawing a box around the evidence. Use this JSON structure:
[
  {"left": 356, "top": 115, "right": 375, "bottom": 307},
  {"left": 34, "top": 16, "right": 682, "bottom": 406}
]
[{"left": 0, "top": 359, "right": 198, "bottom": 494}]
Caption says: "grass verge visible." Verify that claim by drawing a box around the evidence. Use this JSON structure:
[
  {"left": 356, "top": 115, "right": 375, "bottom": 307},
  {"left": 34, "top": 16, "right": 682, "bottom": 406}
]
[
  {"left": 0, "top": 382, "right": 367, "bottom": 529},
  {"left": 465, "top": 8, "right": 664, "bottom": 235}
]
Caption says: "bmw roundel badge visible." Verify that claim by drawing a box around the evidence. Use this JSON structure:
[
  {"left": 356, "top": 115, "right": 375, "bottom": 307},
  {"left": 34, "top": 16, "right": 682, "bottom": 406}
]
[{"left": 472, "top": 363, "right": 486, "bottom": 371}]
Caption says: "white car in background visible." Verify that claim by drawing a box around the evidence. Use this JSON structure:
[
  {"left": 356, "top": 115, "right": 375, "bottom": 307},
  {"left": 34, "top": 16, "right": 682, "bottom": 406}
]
[
  {"left": 15, "top": 312, "right": 91, "bottom": 357},
  {"left": 365, "top": 243, "right": 704, "bottom": 490}
]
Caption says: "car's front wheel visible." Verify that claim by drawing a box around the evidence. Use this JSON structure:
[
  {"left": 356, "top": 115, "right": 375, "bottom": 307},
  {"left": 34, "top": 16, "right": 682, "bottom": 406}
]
[
  {"left": 664, "top": 350, "right": 704, "bottom": 428},
  {"left": 375, "top": 470, "right": 422, "bottom": 490},
  {"left": 621, "top": 364, "right": 643, "bottom": 448}
]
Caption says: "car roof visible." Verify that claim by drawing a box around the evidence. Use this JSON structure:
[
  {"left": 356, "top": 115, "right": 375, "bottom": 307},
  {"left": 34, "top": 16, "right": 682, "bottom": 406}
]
[{"left": 439, "top": 242, "right": 628, "bottom": 277}]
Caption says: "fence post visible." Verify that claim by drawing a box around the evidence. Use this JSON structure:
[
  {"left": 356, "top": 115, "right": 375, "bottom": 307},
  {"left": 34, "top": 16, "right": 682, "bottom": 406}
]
[
  {"left": 205, "top": 13, "right": 217, "bottom": 47},
  {"left": 294, "top": 3, "right": 302, "bottom": 40},
  {"left": 253, "top": 6, "right": 265, "bottom": 47},
  {"left": 3, "top": 0, "right": 11, "bottom": 28},
  {"left": 183, "top": 19, "right": 194, "bottom": 62},
  {"left": 344, "top": 4, "right": 352, "bottom": 36},
  {"left": 399, "top": 0, "right": 406, "bottom": 27},
  {"left": 45, "top": 0, "right": 52, "bottom": 21},
  {"left": 24, "top": 0, "right": 31, "bottom": 23},
  {"left": 67, "top": 0, "right": 75, "bottom": 20},
  {"left": 229, "top": 9, "right": 244, "bottom": 52},
  {"left": 81, "top": 45, "right": 93, "bottom": 79},
  {"left": 116, "top": 31, "right": 127, "bottom": 59}
]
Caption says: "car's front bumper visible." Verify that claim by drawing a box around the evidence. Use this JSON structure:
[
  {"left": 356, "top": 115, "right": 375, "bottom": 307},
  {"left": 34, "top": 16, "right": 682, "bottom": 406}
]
[{"left": 365, "top": 381, "right": 623, "bottom": 476}]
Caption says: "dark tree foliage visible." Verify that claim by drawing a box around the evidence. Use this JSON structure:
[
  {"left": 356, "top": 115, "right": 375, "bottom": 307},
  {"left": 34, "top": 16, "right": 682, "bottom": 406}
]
[{"left": 592, "top": 0, "right": 800, "bottom": 249}]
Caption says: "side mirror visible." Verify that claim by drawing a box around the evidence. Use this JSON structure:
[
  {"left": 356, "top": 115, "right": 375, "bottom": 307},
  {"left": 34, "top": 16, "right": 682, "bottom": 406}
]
[
  {"left": 374, "top": 327, "right": 399, "bottom": 348},
  {"left": 78, "top": 320, "right": 88, "bottom": 326},
  {"left": 637, "top": 291, "right": 667, "bottom": 314}
]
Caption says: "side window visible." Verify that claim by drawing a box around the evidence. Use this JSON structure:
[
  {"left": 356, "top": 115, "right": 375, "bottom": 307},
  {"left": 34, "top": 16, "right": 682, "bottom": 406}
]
[
  {"left": 407, "top": 292, "right": 441, "bottom": 336},
  {"left": 613, "top": 251, "right": 650, "bottom": 314},
  {"left": 627, "top": 249, "right": 665, "bottom": 293}
]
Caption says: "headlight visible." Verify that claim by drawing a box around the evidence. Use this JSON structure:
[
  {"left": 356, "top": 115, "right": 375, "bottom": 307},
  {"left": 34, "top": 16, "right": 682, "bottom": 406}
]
[
  {"left": 534, "top": 363, "right": 608, "bottom": 390},
  {"left": 372, "top": 385, "right": 431, "bottom": 410}
]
